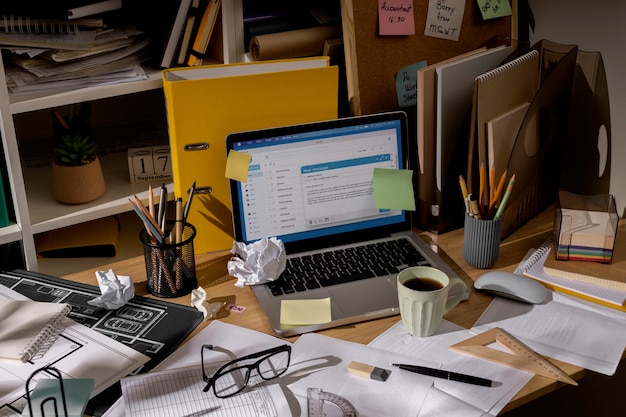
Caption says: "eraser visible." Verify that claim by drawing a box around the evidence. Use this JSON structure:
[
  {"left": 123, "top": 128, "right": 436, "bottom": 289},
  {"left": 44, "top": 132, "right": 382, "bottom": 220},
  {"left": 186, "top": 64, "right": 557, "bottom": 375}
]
[{"left": 347, "top": 361, "right": 390, "bottom": 381}]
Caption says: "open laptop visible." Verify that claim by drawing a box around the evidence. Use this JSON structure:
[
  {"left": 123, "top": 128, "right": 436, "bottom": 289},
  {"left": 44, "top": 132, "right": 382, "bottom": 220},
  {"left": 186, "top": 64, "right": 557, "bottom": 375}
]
[{"left": 226, "top": 111, "right": 458, "bottom": 337}]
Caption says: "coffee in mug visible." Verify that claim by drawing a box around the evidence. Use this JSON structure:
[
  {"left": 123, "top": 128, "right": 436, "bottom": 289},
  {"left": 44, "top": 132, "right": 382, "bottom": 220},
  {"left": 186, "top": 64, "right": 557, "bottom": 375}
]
[{"left": 397, "top": 266, "right": 466, "bottom": 337}]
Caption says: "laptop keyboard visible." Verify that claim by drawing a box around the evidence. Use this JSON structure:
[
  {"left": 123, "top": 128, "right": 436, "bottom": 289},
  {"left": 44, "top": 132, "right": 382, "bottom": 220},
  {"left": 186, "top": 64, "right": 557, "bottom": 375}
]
[{"left": 267, "top": 238, "right": 431, "bottom": 296}]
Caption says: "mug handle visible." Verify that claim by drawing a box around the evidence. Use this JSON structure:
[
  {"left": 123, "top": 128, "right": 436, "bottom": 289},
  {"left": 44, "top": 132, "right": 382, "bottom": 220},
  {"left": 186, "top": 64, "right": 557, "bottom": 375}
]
[{"left": 443, "top": 277, "right": 467, "bottom": 314}]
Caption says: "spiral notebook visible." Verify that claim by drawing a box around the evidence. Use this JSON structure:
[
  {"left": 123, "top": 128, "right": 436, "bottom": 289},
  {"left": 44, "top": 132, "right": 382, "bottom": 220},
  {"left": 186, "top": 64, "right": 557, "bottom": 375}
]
[
  {"left": 0, "top": 298, "right": 70, "bottom": 362},
  {"left": 515, "top": 239, "right": 626, "bottom": 311}
]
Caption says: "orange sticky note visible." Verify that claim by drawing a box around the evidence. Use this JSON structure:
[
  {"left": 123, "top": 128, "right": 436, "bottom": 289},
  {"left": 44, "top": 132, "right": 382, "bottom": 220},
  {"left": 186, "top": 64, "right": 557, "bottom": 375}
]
[{"left": 379, "top": 0, "right": 415, "bottom": 35}]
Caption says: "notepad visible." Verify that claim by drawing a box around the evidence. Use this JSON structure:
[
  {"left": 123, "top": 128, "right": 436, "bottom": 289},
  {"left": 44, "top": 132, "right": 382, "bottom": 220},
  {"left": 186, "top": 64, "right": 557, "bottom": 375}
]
[{"left": 0, "top": 299, "right": 70, "bottom": 362}]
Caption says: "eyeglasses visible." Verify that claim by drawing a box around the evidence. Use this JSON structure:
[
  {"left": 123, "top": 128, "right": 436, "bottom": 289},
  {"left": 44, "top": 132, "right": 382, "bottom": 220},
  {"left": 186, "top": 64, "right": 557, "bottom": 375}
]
[{"left": 201, "top": 344, "right": 291, "bottom": 398}]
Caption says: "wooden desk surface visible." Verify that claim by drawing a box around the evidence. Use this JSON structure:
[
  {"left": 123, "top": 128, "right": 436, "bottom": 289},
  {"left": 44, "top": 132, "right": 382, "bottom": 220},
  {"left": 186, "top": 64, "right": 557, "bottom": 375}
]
[{"left": 64, "top": 206, "right": 583, "bottom": 414}]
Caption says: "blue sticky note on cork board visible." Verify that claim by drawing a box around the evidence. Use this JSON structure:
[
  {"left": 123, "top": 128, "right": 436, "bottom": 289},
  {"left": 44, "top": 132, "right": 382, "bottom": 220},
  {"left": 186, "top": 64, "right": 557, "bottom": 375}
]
[
  {"left": 373, "top": 168, "right": 416, "bottom": 211},
  {"left": 396, "top": 61, "right": 427, "bottom": 107}
]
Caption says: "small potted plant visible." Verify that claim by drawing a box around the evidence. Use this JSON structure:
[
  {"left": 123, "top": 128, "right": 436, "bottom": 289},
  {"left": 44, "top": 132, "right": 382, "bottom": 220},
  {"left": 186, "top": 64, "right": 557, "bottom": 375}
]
[{"left": 52, "top": 133, "right": 106, "bottom": 204}]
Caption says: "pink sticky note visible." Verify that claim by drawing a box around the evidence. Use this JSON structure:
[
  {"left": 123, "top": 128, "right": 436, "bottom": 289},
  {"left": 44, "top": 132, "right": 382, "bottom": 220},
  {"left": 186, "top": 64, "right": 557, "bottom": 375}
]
[{"left": 379, "top": 0, "right": 416, "bottom": 35}]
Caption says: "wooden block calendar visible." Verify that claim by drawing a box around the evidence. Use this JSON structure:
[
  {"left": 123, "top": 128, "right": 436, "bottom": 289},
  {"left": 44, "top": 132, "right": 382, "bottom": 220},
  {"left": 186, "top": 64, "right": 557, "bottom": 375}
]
[{"left": 127, "top": 145, "right": 173, "bottom": 183}]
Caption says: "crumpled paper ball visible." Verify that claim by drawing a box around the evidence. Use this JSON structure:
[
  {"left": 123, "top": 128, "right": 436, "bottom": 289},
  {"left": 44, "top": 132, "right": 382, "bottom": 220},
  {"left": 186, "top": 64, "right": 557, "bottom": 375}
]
[
  {"left": 190, "top": 286, "right": 225, "bottom": 320},
  {"left": 87, "top": 269, "right": 135, "bottom": 310},
  {"left": 227, "top": 237, "right": 286, "bottom": 288}
]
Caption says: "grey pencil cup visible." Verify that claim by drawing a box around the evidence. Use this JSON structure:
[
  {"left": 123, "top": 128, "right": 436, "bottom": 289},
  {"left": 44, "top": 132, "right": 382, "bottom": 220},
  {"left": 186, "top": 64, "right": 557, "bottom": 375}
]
[{"left": 463, "top": 213, "right": 503, "bottom": 269}]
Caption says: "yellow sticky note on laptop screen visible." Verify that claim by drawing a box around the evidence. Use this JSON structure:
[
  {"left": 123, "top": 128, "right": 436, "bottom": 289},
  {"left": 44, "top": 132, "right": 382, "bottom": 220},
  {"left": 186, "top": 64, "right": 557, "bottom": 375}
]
[
  {"left": 280, "top": 298, "right": 332, "bottom": 325},
  {"left": 373, "top": 168, "right": 416, "bottom": 211},
  {"left": 225, "top": 149, "right": 252, "bottom": 183}
]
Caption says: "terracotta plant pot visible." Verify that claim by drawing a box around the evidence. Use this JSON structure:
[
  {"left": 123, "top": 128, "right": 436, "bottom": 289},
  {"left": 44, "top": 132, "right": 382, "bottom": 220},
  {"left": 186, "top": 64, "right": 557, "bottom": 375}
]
[{"left": 52, "top": 156, "right": 106, "bottom": 204}]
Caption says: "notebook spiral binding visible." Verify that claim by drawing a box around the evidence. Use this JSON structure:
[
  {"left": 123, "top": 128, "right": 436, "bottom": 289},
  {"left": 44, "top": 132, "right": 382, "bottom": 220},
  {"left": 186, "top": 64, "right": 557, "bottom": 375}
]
[
  {"left": 0, "top": 15, "right": 80, "bottom": 35},
  {"left": 514, "top": 238, "right": 553, "bottom": 275},
  {"left": 475, "top": 49, "right": 539, "bottom": 83},
  {"left": 20, "top": 304, "right": 71, "bottom": 363}
]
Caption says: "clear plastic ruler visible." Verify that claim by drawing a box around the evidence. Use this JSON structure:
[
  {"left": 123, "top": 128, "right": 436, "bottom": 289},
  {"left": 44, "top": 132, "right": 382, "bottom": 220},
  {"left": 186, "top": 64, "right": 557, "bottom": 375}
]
[{"left": 307, "top": 388, "right": 358, "bottom": 417}]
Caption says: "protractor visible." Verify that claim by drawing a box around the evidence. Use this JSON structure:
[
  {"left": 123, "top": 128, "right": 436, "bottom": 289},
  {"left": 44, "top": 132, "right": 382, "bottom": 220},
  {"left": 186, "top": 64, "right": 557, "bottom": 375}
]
[{"left": 307, "top": 387, "right": 358, "bottom": 417}]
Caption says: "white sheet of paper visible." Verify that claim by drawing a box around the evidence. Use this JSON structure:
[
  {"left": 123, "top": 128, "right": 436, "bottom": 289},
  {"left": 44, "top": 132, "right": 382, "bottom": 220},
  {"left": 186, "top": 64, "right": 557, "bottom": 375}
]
[
  {"left": 288, "top": 333, "right": 434, "bottom": 417},
  {"left": 120, "top": 321, "right": 292, "bottom": 417},
  {"left": 369, "top": 319, "right": 533, "bottom": 416},
  {"left": 472, "top": 293, "right": 626, "bottom": 375}
]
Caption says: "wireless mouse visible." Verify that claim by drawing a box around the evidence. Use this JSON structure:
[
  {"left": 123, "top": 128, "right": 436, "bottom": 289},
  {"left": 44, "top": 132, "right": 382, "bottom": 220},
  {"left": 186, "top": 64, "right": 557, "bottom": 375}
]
[{"left": 474, "top": 271, "right": 549, "bottom": 304}]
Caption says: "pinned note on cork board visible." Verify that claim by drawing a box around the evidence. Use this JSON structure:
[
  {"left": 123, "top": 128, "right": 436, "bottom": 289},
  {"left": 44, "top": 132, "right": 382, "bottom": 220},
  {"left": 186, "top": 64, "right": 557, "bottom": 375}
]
[{"left": 340, "top": 0, "right": 513, "bottom": 115}]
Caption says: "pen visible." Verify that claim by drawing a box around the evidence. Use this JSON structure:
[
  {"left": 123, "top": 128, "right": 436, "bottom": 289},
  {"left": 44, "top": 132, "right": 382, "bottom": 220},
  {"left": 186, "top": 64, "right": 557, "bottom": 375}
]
[
  {"left": 391, "top": 363, "right": 493, "bottom": 387},
  {"left": 175, "top": 197, "right": 183, "bottom": 244},
  {"left": 493, "top": 173, "right": 515, "bottom": 220},
  {"left": 182, "top": 180, "right": 196, "bottom": 224},
  {"left": 157, "top": 183, "right": 167, "bottom": 230}
]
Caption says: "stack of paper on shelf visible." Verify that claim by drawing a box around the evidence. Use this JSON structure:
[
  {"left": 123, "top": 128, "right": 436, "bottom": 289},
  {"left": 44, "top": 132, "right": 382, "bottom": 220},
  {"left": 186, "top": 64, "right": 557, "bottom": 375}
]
[{"left": 0, "top": 8, "right": 152, "bottom": 96}]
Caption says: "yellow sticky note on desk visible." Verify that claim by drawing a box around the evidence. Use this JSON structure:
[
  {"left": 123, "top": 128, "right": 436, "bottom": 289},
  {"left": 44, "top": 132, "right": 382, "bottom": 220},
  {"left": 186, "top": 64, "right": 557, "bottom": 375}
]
[
  {"left": 225, "top": 149, "right": 252, "bottom": 182},
  {"left": 280, "top": 298, "right": 332, "bottom": 325},
  {"left": 373, "top": 168, "right": 415, "bottom": 211}
]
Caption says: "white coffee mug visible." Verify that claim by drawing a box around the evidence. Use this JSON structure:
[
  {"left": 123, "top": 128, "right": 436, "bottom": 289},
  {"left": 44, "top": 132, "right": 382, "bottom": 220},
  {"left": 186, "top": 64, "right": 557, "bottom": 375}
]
[{"left": 397, "top": 266, "right": 466, "bottom": 337}]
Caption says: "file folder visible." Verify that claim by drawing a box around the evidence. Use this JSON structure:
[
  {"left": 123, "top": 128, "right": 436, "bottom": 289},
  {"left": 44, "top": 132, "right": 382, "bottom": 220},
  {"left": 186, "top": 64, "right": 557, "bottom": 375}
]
[{"left": 162, "top": 57, "right": 338, "bottom": 253}]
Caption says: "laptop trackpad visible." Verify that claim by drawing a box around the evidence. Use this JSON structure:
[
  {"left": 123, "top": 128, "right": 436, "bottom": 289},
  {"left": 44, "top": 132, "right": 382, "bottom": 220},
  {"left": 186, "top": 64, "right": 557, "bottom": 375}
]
[{"left": 329, "top": 278, "right": 399, "bottom": 317}]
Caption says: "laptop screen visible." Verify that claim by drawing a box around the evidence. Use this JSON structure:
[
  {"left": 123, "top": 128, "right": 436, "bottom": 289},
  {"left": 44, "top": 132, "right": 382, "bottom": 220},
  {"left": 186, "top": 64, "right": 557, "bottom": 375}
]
[{"left": 227, "top": 111, "right": 410, "bottom": 252}]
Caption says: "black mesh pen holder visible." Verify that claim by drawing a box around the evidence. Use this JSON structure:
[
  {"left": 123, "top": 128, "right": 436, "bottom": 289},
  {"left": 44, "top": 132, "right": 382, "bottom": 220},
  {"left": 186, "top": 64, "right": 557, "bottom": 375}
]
[{"left": 140, "top": 221, "right": 197, "bottom": 298}]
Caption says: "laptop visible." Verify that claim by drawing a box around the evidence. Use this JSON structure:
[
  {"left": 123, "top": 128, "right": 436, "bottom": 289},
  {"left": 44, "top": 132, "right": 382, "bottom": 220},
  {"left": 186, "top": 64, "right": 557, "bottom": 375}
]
[{"left": 226, "top": 111, "right": 458, "bottom": 337}]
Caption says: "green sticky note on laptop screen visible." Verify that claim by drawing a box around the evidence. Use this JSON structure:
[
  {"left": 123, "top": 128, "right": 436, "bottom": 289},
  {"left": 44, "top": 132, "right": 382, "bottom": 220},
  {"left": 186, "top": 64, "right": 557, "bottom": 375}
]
[{"left": 373, "top": 168, "right": 416, "bottom": 211}]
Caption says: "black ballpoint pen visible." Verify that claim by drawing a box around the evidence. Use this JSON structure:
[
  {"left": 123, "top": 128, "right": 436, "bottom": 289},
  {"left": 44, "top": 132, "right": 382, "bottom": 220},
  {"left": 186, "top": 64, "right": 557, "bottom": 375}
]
[{"left": 391, "top": 363, "right": 493, "bottom": 387}]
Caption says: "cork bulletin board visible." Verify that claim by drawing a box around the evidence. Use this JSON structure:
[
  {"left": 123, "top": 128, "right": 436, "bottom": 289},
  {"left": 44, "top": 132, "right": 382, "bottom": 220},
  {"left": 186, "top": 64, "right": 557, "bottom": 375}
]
[{"left": 340, "top": 0, "right": 514, "bottom": 115}]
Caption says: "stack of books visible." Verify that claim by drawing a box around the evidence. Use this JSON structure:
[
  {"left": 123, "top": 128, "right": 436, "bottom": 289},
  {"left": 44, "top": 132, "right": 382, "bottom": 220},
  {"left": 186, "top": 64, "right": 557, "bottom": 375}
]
[{"left": 0, "top": 0, "right": 153, "bottom": 96}]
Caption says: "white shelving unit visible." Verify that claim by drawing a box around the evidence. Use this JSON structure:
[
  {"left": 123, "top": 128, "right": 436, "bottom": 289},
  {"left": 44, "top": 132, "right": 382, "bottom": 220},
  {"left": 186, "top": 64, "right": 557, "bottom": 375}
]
[{"left": 0, "top": 1, "right": 245, "bottom": 271}]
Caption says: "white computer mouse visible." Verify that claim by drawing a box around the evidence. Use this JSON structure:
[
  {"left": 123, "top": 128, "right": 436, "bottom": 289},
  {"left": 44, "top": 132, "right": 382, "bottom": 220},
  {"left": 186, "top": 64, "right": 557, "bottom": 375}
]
[{"left": 474, "top": 271, "right": 549, "bottom": 304}]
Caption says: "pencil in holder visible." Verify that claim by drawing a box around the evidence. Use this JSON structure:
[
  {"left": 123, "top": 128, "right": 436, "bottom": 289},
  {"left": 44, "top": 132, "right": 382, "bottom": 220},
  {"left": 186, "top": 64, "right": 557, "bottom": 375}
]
[{"left": 140, "top": 221, "right": 197, "bottom": 298}]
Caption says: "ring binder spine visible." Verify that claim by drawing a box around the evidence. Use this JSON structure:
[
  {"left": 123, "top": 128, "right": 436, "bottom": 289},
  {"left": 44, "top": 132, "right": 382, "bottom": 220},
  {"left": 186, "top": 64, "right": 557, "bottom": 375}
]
[
  {"left": 0, "top": 15, "right": 80, "bottom": 35},
  {"left": 19, "top": 304, "right": 71, "bottom": 362}
]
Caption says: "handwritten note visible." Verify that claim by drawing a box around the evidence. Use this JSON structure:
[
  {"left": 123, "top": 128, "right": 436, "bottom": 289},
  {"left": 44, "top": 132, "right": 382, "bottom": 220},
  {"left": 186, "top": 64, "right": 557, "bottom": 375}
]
[
  {"left": 396, "top": 61, "right": 427, "bottom": 107},
  {"left": 424, "top": 0, "right": 466, "bottom": 41},
  {"left": 477, "top": 0, "right": 512, "bottom": 19},
  {"left": 225, "top": 149, "right": 252, "bottom": 183},
  {"left": 373, "top": 168, "right": 416, "bottom": 211},
  {"left": 379, "top": 0, "right": 416, "bottom": 35}
]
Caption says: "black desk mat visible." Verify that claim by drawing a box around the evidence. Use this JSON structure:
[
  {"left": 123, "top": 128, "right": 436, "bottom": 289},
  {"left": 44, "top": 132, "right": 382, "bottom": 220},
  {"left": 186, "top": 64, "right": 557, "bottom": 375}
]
[{"left": 0, "top": 269, "right": 204, "bottom": 416}]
